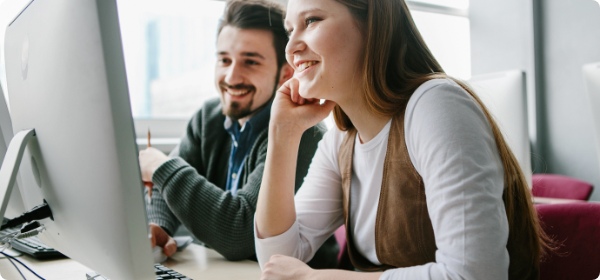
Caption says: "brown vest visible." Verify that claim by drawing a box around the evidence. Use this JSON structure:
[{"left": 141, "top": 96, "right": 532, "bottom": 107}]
[{"left": 338, "top": 109, "right": 539, "bottom": 279}]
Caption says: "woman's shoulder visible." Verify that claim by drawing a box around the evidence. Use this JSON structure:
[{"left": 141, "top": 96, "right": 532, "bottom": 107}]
[
  {"left": 406, "top": 78, "right": 477, "bottom": 118},
  {"left": 410, "top": 78, "right": 469, "bottom": 104}
]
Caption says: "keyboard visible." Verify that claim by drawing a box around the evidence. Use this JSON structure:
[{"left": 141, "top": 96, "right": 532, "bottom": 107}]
[
  {"left": 154, "top": 264, "right": 193, "bottom": 280},
  {"left": 86, "top": 264, "right": 193, "bottom": 280},
  {"left": 0, "top": 227, "right": 66, "bottom": 259}
]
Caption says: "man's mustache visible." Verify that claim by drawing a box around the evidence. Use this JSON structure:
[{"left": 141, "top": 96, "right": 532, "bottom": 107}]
[{"left": 219, "top": 81, "right": 256, "bottom": 91}]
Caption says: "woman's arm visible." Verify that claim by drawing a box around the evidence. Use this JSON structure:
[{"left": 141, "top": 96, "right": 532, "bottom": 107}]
[{"left": 255, "top": 78, "right": 336, "bottom": 238}]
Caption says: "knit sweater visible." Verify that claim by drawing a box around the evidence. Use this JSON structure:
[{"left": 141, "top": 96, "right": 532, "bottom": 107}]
[{"left": 146, "top": 97, "right": 338, "bottom": 267}]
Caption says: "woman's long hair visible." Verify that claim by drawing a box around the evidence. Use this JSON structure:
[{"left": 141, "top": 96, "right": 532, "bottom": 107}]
[{"left": 334, "top": 0, "right": 555, "bottom": 267}]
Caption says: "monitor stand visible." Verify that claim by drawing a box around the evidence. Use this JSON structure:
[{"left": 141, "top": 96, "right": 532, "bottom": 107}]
[{"left": 0, "top": 129, "right": 36, "bottom": 220}]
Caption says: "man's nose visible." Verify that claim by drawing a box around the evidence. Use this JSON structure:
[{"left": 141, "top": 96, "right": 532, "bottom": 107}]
[{"left": 224, "top": 63, "right": 245, "bottom": 86}]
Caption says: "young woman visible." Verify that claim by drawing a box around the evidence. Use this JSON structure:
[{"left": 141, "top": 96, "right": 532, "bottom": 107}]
[{"left": 254, "top": 0, "right": 551, "bottom": 279}]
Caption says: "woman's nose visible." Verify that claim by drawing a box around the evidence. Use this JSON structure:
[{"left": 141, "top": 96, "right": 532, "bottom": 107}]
[{"left": 286, "top": 32, "right": 306, "bottom": 56}]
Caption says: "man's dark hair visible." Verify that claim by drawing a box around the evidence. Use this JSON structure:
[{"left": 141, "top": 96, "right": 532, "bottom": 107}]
[{"left": 218, "top": 0, "right": 288, "bottom": 69}]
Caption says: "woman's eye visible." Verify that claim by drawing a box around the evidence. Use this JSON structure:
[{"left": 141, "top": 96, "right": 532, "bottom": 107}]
[{"left": 305, "top": 17, "right": 320, "bottom": 25}]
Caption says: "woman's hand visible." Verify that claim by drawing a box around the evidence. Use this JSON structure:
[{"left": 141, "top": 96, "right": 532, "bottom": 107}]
[
  {"left": 261, "top": 255, "right": 314, "bottom": 280},
  {"left": 270, "top": 78, "right": 336, "bottom": 137}
]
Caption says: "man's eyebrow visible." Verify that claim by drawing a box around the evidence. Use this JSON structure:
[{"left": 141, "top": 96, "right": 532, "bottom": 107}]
[
  {"left": 217, "top": 51, "right": 266, "bottom": 60},
  {"left": 241, "top": 52, "right": 265, "bottom": 59}
]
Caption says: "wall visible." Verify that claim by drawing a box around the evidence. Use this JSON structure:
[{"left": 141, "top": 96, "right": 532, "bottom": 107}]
[
  {"left": 469, "top": 0, "right": 540, "bottom": 173},
  {"left": 471, "top": 0, "right": 600, "bottom": 201},
  {"left": 540, "top": 0, "right": 600, "bottom": 200}
]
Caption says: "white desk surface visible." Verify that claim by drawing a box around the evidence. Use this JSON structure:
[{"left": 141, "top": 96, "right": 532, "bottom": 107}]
[{"left": 0, "top": 244, "right": 263, "bottom": 280}]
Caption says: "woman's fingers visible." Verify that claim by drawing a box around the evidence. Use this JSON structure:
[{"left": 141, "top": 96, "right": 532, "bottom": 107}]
[
  {"left": 277, "top": 79, "right": 292, "bottom": 97},
  {"left": 290, "top": 79, "right": 299, "bottom": 103},
  {"left": 289, "top": 78, "right": 308, "bottom": 105}
]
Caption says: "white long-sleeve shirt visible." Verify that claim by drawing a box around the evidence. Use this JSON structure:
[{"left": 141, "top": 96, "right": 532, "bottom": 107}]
[{"left": 255, "top": 79, "right": 510, "bottom": 280}]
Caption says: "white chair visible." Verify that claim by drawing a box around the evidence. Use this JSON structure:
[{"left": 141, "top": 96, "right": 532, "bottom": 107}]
[{"left": 468, "top": 70, "right": 532, "bottom": 187}]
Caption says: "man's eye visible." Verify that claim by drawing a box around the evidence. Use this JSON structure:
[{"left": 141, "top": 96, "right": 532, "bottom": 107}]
[
  {"left": 246, "top": 60, "right": 259, "bottom": 66},
  {"left": 219, "top": 59, "right": 231, "bottom": 64}
]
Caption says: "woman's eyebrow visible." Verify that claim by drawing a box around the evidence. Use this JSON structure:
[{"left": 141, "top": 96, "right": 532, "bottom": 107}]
[{"left": 285, "top": 7, "right": 327, "bottom": 24}]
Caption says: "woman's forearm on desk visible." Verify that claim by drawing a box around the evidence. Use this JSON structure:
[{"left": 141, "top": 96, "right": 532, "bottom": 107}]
[{"left": 255, "top": 124, "right": 303, "bottom": 238}]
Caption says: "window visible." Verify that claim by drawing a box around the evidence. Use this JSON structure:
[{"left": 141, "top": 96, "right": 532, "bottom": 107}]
[
  {"left": 118, "top": 0, "right": 225, "bottom": 121},
  {"left": 117, "top": 0, "right": 226, "bottom": 151},
  {"left": 408, "top": 1, "right": 471, "bottom": 80},
  {"left": 410, "top": 0, "right": 469, "bottom": 10}
]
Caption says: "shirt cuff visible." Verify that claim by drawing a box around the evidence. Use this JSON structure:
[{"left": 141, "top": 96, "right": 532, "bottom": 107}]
[
  {"left": 254, "top": 215, "right": 300, "bottom": 269},
  {"left": 152, "top": 157, "right": 188, "bottom": 192}
]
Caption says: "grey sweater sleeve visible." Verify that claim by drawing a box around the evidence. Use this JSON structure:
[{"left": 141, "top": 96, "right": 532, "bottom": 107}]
[{"left": 145, "top": 146, "right": 184, "bottom": 236}]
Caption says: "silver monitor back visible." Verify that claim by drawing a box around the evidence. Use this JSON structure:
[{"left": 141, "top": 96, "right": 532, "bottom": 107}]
[
  {"left": 4, "top": 0, "right": 154, "bottom": 279},
  {"left": 469, "top": 70, "right": 532, "bottom": 187},
  {"left": 0, "top": 77, "right": 26, "bottom": 219},
  {"left": 584, "top": 62, "right": 600, "bottom": 172}
]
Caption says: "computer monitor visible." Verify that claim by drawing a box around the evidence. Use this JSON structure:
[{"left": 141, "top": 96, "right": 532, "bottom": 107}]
[
  {"left": 4, "top": 0, "right": 155, "bottom": 279},
  {"left": 583, "top": 62, "right": 600, "bottom": 170},
  {"left": 469, "top": 70, "right": 532, "bottom": 187},
  {"left": 0, "top": 77, "right": 26, "bottom": 219}
]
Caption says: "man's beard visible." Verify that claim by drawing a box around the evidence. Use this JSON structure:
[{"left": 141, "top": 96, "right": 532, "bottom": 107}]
[
  {"left": 224, "top": 98, "right": 254, "bottom": 120},
  {"left": 219, "top": 71, "right": 280, "bottom": 120},
  {"left": 220, "top": 81, "right": 257, "bottom": 120}
]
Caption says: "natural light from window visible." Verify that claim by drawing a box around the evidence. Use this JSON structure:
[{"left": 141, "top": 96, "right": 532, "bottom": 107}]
[{"left": 413, "top": 0, "right": 469, "bottom": 9}]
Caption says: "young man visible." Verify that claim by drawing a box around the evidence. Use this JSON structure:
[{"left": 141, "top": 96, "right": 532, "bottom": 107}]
[{"left": 138, "top": 0, "right": 338, "bottom": 268}]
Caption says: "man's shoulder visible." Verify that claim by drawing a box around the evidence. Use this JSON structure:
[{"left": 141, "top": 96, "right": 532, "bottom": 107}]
[
  {"left": 198, "top": 97, "right": 223, "bottom": 119},
  {"left": 189, "top": 97, "right": 225, "bottom": 128}
]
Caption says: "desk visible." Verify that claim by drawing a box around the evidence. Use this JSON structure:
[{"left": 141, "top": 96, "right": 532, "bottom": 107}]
[{"left": 0, "top": 244, "right": 262, "bottom": 280}]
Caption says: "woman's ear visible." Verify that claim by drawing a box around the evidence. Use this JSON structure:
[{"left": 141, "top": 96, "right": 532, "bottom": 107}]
[{"left": 277, "top": 63, "right": 295, "bottom": 87}]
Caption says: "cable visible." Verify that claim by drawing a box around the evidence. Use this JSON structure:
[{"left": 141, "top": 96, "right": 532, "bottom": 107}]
[
  {"left": 0, "top": 252, "right": 45, "bottom": 279},
  {"left": 0, "top": 231, "right": 18, "bottom": 252},
  {"left": 5, "top": 255, "right": 27, "bottom": 280},
  {"left": 1, "top": 202, "right": 53, "bottom": 230},
  {"left": 16, "top": 222, "right": 45, "bottom": 240}
]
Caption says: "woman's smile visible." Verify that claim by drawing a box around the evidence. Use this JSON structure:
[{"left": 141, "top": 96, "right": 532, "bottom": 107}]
[{"left": 295, "top": 60, "right": 320, "bottom": 78}]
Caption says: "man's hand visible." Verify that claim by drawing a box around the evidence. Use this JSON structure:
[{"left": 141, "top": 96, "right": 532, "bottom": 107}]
[
  {"left": 139, "top": 147, "right": 170, "bottom": 183},
  {"left": 149, "top": 223, "right": 177, "bottom": 257},
  {"left": 260, "top": 255, "right": 314, "bottom": 280}
]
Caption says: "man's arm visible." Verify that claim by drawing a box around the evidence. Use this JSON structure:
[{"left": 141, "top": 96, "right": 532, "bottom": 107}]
[
  {"left": 145, "top": 185, "right": 180, "bottom": 236},
  {"left": 144, "top": 108, "right": 208, "bottom": 237},
  {"left": 152, "top": 124, "right": 326, "bottom": 261}
]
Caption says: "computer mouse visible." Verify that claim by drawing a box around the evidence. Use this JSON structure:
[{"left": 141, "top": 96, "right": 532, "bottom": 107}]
[{"left": 152, "top": 246, "right": 168, "bottom": 264}]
